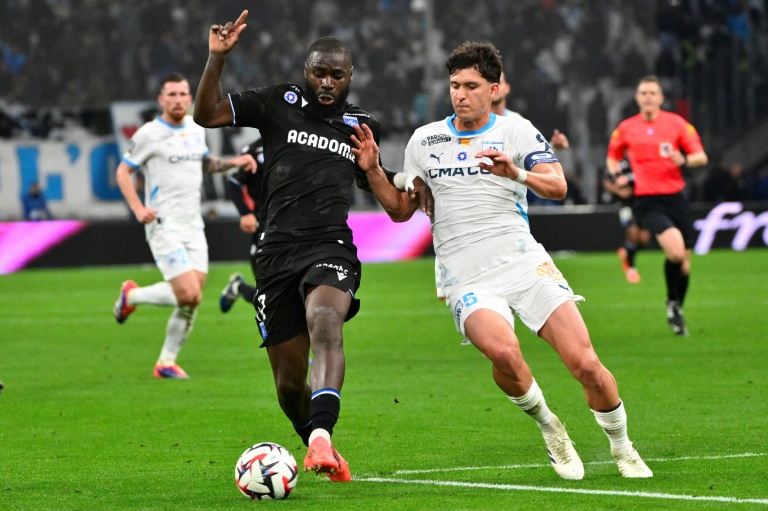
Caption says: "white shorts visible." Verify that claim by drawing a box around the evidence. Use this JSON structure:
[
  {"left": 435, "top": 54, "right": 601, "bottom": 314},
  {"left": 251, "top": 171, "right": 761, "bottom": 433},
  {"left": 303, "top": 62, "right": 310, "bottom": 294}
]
[
  {"left": 446, "top": 248, "right": 584, "bottom": 340},
  {"left": 148, "top": 226, "right": 208, "bottom": 281}
]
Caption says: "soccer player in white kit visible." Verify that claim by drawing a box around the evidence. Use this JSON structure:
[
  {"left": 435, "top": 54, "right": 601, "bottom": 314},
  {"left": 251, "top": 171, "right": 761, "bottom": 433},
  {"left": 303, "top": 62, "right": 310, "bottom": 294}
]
[
  {"left": 351, "top": 42, "right": 652, "bottom": 479},
  {"left": 433, "top": 70, "right": 570, "bottom": 299},
  {"left": 113, "top": 72, "right": 256, "bottom": 379}
]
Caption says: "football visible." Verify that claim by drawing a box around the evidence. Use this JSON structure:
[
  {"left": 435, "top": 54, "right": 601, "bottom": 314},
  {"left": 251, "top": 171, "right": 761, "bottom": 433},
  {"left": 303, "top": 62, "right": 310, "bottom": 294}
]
[{"left": 235, "top": 442, "right": 298, "bottom": 500}]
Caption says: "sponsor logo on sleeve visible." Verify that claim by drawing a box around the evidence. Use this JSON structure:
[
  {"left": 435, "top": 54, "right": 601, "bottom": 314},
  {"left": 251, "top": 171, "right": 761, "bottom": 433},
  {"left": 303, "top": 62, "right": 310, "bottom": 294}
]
[{"left": 284, "top": 91, "right": 298, "bottom": 104}]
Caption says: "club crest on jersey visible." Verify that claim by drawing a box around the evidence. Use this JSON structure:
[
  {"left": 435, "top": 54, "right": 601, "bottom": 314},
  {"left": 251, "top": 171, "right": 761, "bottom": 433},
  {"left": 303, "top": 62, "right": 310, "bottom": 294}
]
[
  {"left": 457, "top": 151, "right": 468, "bottom": 162},
  {"left": 342, "top": 115, "right": 359, "bottom": 127},
  {"left": 482, "top": 141, "right": 503, "bottom": 152},
  {"left": 284, "top": 91, "right": 298, "bottom": 104}
]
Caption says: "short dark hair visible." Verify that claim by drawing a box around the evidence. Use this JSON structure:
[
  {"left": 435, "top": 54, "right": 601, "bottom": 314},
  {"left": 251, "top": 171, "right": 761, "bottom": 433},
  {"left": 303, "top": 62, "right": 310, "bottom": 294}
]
[
  {"left": 637, "top": 74, "right": 662, "bottom": 91},
  {"left": 445, "top": 42, "right": 502, "bottom": 83},
  {"left": 159, "top": 72, "right": 188, "bottom": 93},
  {"left": 307, "top": 37, "right": 352, "bottom": 61}
]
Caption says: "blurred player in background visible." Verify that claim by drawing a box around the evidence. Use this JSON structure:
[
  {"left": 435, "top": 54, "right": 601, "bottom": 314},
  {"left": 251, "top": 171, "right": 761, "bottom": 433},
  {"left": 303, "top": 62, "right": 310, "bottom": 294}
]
[
  {"left": 353, "top": 41, "right": 652, "bottom": 480},
  {"left": 194, "top": 11, "right": 385, "bottom": 482},
  {"left": 602, "top": 160, "right": 650, "bottom": 283},
  {"left": 219, "top": 138, "right": 264, "bottom": 313},
  {"left": 493, "top": 71, "right": 569, "bottom": 150},
  {"left": 112, "top": 72, "right": 256, "bottom": 379},
  {"left": 606, "top": 75, "right": 708, "bottom": 335}
]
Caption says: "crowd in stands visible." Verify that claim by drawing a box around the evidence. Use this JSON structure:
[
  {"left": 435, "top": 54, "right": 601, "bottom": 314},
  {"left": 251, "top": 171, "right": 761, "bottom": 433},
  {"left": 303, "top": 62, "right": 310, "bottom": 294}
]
[{"left": 2, "top": 0, "right": 767, "bottom": 203}]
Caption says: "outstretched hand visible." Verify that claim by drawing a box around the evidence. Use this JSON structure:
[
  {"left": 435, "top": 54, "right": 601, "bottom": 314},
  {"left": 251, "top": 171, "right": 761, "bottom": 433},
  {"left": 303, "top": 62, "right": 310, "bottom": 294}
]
[
  {"left": 350, "top": 122, "right": 380, "bottom": 173},
  {"left": 232, "top": 153, "right": 257, "bottom": 173},
  {"left": 209, "top": 10, "right": 248, "bottom": 54}
]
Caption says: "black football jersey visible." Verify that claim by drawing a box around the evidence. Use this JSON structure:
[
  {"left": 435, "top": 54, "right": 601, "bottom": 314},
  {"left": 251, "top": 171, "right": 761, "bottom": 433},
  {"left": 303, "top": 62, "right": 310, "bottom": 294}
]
[
  {"left": 229, "top": 83, "right": 379, "bottom": 247},
  {"left": 227, "top": 138, "right": 264, "bottom": 220}
]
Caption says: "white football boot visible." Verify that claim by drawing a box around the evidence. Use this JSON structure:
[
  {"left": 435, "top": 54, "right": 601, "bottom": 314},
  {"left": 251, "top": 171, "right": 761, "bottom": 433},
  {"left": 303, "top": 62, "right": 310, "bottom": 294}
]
[
  {"left": 540, "top": 416, "right": 584, "bottom": 480},
  {"left": 611, "top": 443, "right": 653, "bottom": 478}
]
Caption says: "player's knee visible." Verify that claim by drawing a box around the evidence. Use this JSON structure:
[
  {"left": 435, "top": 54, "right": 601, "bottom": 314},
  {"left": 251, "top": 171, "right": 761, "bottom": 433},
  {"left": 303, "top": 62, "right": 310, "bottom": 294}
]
[
  {"left": 275, "top": 377, "right": 306, "bottom": 403},
  {"left": 306, "top": 306, "right": 343, "bottom": 341},
  {"left": 176, "top": 288, "right": 202, "bottom": 307},
  {"left": 570, "top": 354, "right": 604, "bottom": 386},
  {"left": 667, "top": 250, "right": 686, "bottom": 264},
  {"left": 485, "top": 340, "right": 525, "bottom": 374}
]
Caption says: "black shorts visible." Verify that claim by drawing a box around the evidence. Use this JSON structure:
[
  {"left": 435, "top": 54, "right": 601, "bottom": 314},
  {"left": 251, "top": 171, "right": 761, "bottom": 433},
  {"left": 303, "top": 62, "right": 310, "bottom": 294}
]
[
  {"left": 253, "top": 240, "right": 362, "bottom": 347},
  {"left": 633, "top": 192, "right": 694, "bottom": 248}
]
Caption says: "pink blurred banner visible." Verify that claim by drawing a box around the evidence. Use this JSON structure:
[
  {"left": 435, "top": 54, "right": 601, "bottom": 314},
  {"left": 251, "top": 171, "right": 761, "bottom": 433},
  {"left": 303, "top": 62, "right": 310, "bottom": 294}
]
[
  {"left": 0, "top": 221, "right": 87, "bottom": 274},
  {"left": 0, "top": 213, "right": 433, "bottom": 274},
  {"left": 348, "top": 211, "right": 433, "bottom": 262}
]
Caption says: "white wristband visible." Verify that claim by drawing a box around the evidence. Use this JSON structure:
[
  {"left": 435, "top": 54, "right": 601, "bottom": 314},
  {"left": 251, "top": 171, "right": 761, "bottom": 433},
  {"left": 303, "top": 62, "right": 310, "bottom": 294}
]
[
  {"left": 514, "top": 171, "right": 527, "bottom": 184},
  {"left": 393, "top": 172, "right": 407, "bottom": 190},
  {"left": 393, "top": 172, "right": 416, "bottom": 193}
]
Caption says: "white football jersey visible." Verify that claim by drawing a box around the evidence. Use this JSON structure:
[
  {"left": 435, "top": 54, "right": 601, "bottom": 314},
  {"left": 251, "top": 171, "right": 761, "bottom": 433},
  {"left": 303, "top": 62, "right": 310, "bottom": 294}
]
[
  {"left": 122, "top": 115, "right": 209, "bottom": 232},
  {"left": 403, "top": 113, "right": 558, "bottom": 283}
]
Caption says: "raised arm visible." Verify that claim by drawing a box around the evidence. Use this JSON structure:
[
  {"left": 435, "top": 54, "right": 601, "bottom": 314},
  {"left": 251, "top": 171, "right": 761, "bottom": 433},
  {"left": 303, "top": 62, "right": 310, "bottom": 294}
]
[{"left": 194, "top": 10, "right": 249, "bottom": 128}]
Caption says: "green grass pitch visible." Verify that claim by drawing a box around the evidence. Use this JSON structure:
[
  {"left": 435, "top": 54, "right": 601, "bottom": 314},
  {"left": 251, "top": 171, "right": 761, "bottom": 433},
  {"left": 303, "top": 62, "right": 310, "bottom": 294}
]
[{"left": 1, "top": 249, "right": 766, "bottom": 510}]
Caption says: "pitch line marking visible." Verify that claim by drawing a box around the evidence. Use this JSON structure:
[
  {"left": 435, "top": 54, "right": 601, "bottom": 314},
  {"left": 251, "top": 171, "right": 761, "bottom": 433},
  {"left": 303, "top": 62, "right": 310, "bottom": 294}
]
[
  {"left": 393, "top": 452, "right": 767, "bottom": 475},
  {"left": 355, "top": 477, "right": 768, "bottom": 506}
]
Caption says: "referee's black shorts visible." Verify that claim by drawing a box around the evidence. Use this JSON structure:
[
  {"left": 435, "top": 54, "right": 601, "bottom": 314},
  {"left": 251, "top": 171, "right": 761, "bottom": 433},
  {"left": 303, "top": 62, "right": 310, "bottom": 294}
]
[
  {"left": 634, "top": 192, "right": 694, "bottom": 248},
  {"left": 253, "top": 239, "right": 362, "bottom": 347}
]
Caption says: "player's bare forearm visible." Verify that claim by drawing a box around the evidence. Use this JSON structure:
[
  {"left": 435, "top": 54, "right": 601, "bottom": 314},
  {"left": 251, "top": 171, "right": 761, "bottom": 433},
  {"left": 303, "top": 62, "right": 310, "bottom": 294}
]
[
  {"left": 525, "top": 163, "right": 567, "bottom": 200},
  {"left": 116, "top": 163, "right": 142, "bottom": 212},
  {"left": 194, "top": 55, "right": 232, "bottom": 127},
  {"left": 366, "top": 166, "right": 419, "bottom": 222},
  {"left": 116, "top": 162, "right": 156, "bottom": 223},
  {"left": 685, "top": 151, "right": 708, "bottom": 168},
  {"left": 203, "top": 154, "right": 256, "bottom": 174},
  {"left": 606, "top": 157, "right": 622, "bottom": 176},
  {"left": 196, "top": 11, "right": 247, "bottom": 127}
]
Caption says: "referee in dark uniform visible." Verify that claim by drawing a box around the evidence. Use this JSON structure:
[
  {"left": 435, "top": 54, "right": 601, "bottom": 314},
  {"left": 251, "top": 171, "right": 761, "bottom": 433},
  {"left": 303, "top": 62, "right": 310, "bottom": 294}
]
[{"left": 195, "top": 10, "right": 383, "bottom": 483}]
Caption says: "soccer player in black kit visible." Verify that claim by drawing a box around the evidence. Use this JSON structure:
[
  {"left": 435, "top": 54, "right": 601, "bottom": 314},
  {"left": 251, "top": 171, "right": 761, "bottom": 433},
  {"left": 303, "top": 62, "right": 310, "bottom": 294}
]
[
  {"left": 194, "top": 10, "right": 381, "bottom": 482},
  {"left": 219, "top": 138, "right": 264, "bottom": 313}
]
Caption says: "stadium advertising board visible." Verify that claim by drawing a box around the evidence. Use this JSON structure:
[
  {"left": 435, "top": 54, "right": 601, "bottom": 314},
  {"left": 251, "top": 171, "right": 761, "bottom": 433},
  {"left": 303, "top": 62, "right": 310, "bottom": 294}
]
[{"left": 0, "top": 137, "right": 766, "bottom": 271}]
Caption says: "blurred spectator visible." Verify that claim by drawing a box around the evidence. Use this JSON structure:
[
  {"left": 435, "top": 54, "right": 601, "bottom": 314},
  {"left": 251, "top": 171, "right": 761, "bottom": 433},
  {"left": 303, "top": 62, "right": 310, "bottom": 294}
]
[
  {"left": 22, "top": 182, "right": 53, "bottom": 221},
  {"left": 703, "top": 161, "right": 753, "bottom": 202},
  {"left": 754, "top": 164, "right": 768, "bottom": 200}
]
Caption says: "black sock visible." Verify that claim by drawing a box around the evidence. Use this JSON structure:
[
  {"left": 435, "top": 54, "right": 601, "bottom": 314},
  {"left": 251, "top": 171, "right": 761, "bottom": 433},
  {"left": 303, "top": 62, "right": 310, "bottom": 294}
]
[
  {"left": 293, "top": 420, "right": 313, "bottom": 447},
  {"left": 239, "top": 282, "right": 257, "bottom": 304},
  {"left": 678, "top": 273, "right": 689, "bottom": 306},
  {"left": 625, "top": 241, "right": 638, "bottom": 267},
  {"left": 309, "top": 389, "right": 340, "bottom": 437},
  {"left": 664, "top": 259, "right": 682, "bottom": 302}
]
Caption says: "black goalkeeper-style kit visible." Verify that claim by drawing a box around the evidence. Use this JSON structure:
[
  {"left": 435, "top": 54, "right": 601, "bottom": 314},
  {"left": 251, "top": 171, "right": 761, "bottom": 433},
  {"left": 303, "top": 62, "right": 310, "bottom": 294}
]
[{"left": 229, "top": 83, "right": 379, "bottom": 346}]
